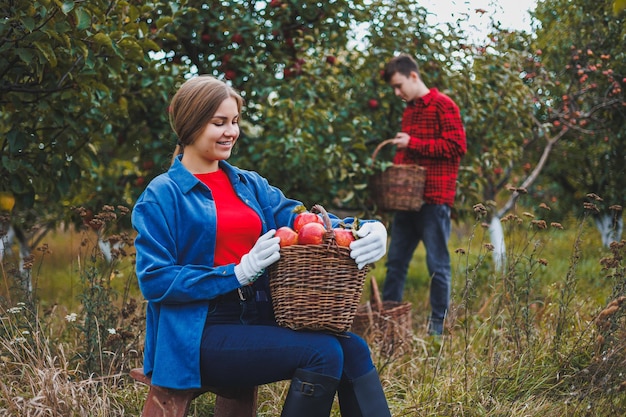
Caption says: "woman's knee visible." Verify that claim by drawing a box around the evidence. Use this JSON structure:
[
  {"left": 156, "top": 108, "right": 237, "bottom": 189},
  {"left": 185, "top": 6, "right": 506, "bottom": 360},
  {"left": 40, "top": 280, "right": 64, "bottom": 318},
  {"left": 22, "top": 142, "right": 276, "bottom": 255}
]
[
  {"left": 339, "top": 333, "right": 375, "bottom": 379},
  {"left": 299, "top": 334, "right": 344, "bottom": 378}
]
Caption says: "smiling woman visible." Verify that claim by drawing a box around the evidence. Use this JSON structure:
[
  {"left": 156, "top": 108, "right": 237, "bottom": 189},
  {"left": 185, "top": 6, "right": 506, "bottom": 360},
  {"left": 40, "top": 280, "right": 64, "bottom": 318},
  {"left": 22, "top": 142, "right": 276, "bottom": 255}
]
[
  {"left": 180, "top": 97, "right": 241, "bottom": 173},
  {"left": 168, "top": 76, "right": 244, "bottom": 169},
  {"left": 131, "top": 75, "right": 392, "bottom": 416}
]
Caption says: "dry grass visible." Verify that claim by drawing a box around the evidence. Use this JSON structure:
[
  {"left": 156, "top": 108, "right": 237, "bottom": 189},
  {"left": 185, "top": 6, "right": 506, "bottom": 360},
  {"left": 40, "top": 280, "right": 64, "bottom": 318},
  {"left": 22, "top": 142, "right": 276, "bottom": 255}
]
[
  {"left": 1, "top": 203, "right": 625, "bottom": 416},
  {"left": 0, "top": 305, "right": 144, "bottom": 416}
]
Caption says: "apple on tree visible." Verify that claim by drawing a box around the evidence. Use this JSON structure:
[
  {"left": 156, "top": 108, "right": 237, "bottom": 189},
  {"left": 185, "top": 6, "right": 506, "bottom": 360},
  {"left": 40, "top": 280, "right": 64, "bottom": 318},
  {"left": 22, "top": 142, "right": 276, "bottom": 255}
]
[
  {"left": 232, "top": 33, "right": 244, "bottom": 44},
  {"left": 368, "top": 99, "right": 379, "bottom": 110}
]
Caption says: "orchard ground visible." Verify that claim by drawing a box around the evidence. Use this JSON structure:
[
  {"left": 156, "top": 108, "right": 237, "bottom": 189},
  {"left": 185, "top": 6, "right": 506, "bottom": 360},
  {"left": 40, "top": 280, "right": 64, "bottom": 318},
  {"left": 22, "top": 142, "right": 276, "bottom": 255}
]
[{"left": 1, "top": 204, "right": 625, "bottom": 416}]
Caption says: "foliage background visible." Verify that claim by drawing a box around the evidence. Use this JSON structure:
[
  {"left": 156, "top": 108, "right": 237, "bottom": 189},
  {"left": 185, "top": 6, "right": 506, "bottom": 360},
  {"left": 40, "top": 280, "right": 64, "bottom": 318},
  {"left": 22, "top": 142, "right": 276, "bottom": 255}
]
[
  {"left": 1, "top": 0, "right": 626, "bottom": 415},
  {"left": 1, "top": 0, "right": 624, "bottom": 231}
]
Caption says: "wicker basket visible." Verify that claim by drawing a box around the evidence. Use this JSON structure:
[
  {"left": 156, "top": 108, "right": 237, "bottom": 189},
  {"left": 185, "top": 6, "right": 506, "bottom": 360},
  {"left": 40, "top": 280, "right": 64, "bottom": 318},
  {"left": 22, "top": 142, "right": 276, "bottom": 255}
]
[
  {"left": 369, "top": 139, "right": 426, "bottom": 212},
  {"left": 351, "top": 277, "right": 412, "bottom": 356},
  {"left": 268, "top": 205, "right": 368, "bottom": 333}
]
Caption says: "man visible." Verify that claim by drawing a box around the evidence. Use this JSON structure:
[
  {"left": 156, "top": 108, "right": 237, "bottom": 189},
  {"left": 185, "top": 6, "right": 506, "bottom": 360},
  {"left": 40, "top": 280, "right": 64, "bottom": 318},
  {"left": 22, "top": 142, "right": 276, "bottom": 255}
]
[{"left": 381, "top": 53, "right": 467, "bottom": 335}]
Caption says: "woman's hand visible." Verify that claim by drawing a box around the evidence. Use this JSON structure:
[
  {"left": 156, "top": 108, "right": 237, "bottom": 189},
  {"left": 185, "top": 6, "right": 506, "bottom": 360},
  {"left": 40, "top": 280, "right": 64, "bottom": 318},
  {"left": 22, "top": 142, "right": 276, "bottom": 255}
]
[
  {"left": 349, "top": 222, "right": 388, "bottom": 269},
  {"left": 235, "top": 230, "right": 281, "bottom": 285}
]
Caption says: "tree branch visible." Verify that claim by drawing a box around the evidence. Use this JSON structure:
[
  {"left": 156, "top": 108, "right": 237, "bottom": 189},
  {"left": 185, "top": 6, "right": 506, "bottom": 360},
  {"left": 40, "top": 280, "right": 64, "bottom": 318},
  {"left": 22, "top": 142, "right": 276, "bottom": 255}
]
[{"left": 496, "top": 123, "right": 569, "bottom": 218}]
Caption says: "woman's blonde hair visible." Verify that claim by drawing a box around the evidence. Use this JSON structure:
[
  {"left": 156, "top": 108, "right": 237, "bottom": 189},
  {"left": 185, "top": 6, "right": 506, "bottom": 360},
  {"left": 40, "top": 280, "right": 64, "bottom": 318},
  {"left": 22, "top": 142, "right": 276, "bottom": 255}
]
[{"left": 169, "top": 75, "right": 243, "bottom": 165}]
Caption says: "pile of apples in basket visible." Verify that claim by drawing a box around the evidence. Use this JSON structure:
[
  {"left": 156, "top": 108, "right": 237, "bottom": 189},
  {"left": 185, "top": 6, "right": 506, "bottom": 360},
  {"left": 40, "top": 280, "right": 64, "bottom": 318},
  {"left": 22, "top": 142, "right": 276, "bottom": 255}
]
[{"left": 275, "top": 205, "right": 358, "bottom": 248}]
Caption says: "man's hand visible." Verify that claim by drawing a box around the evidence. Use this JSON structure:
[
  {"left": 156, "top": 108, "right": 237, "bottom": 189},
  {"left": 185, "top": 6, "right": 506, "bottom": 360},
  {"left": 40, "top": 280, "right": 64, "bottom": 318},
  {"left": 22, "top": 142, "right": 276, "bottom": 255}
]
[{"left": 392, "top": 132, "right": 410, "bottom": 148}]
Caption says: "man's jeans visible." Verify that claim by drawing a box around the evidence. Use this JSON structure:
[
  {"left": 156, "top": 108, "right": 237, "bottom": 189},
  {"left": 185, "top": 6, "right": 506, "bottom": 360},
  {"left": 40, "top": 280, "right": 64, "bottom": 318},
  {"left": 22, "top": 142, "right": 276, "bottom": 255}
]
[{"left": 382, "top": 204, "right": 452, "bottom": 334}]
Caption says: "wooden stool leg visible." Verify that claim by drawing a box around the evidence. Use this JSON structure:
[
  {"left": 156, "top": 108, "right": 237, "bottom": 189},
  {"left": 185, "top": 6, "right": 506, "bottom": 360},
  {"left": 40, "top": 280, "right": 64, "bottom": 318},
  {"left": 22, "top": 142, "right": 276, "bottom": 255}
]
[
  {"left": 130, "top": 368, "right": 258, "bottom": 417},
  {"left": 213, "top": 386, "right": 258, "bottom": 417},
  {"left": 141, "top": 384, "right": 199, "bottom": 417}
]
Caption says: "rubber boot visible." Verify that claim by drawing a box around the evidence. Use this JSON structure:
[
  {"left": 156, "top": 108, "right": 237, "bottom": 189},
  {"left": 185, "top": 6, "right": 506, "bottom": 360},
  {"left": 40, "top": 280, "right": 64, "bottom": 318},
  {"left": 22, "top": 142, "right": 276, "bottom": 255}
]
[
  {"left": 280, "top": 369, "right": 340, "bottom": 417},
  {"left": 337, "top": 368, "right": 391, "bottom": 417}
]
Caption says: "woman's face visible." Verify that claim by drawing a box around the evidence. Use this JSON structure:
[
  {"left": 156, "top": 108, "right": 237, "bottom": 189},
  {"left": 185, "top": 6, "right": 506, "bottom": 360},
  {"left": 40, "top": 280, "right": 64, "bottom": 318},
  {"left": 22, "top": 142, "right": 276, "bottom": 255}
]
[{"left": 181, "top": 96, "right": 240, "bottom": 173}]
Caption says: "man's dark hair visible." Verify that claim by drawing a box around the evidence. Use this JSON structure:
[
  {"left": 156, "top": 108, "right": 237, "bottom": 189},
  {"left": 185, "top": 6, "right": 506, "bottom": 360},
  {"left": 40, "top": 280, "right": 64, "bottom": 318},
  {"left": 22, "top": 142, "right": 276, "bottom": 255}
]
[{"left": 383, "top": 53, "right": 420, "bottom": 83}]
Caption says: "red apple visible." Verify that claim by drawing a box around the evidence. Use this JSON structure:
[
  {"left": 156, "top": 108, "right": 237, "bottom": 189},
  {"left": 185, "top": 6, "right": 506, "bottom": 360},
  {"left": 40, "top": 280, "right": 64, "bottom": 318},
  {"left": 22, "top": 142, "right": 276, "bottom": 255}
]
[
  {"left": 334, "top": 228, "right": 356, "bottom": 247},
  {"left": 269, "top": 0, "right": 281, "bottom": 7},
  {"left": 298, "top": 222, "right": 326, "bottom": 245},
  {"left": 368, "top": 99, "right": 379, "bottom": 110},
  {"left": 293, "top": 212, "right": 324, "bottom": 232},
  {"left": 326, "top": 55, "right": 336, "bottom": 65},
  {"left": 276, "top": 226, "right": 298, "bottom": 247},
  {"left": 232, "top": 33, "right": 244, "bottom": 44},
  {"left": 201, "top": 33, "right": 211, "bottom": 43},
  {"left": 225, "top": 69, "right": 236, "bottom": 80}
]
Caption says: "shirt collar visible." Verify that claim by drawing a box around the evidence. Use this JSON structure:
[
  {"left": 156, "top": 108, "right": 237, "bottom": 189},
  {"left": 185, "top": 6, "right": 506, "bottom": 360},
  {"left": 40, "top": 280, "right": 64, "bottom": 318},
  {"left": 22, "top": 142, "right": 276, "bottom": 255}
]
[
  {"left": 409, "top": 87, "right": 438, "bottom": 107},
  {"left": 169, "top": 155, "right": 243, "bottom": 194}
]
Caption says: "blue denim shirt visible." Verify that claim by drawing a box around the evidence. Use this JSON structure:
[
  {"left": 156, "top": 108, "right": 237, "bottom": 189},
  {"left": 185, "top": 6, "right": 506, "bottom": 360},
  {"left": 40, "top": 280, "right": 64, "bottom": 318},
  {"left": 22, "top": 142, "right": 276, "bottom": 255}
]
[{"left": 132, "top": 156, "right": 348, "bottom": 389}]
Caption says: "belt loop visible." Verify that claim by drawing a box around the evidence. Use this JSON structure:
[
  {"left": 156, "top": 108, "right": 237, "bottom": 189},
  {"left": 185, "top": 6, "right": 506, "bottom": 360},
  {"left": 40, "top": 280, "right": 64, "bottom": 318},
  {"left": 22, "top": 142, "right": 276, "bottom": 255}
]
[{"left": 237, "top": 288, "right": 246, "bottom": 301}]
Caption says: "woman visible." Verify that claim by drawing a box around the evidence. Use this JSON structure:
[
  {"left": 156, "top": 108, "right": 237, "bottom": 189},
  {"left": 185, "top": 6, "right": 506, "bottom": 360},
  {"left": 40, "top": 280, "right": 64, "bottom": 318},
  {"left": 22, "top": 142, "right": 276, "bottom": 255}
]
[{"left": 132, "top": 75, "right": 391, "bottom": 417}]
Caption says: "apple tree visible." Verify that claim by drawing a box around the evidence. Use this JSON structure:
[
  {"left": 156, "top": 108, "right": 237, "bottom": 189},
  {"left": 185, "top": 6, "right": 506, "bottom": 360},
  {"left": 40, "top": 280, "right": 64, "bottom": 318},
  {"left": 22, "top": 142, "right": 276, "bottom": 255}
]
[
  {"left": 527, "top": 0, "right": 626, "bottom": 245},
  {"left": 145, "top": 0, "right": 390, "bottom": 209},
  {"left": 0, "top": 0, "right": 192, "bottom": 282}
]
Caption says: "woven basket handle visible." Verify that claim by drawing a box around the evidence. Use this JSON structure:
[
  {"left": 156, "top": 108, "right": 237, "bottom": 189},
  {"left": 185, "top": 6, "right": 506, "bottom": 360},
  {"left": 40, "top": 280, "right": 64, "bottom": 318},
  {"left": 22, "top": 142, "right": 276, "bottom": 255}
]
[
  {"left": 370, "top": 276, "right": 383, "bottom": 312},
  {"left": 311, "top": 204, "right": 335, "bottom": 244},
  {"left": 370, "top": 138, "right": 396, "bottom": 166}
]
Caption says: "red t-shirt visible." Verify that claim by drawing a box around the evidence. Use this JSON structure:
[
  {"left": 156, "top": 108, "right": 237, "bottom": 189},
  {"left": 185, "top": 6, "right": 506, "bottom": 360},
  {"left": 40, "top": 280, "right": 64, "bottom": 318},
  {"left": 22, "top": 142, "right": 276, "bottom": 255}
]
[{"left": 195, "top": 169, "right": 262, "bottom": 266}]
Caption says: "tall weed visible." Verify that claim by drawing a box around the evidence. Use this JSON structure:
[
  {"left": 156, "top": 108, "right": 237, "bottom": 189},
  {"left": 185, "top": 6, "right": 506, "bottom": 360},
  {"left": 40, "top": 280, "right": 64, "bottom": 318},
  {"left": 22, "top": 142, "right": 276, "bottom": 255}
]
[{"left": 0, "top": 198, "right": 624, "bottom": 416}]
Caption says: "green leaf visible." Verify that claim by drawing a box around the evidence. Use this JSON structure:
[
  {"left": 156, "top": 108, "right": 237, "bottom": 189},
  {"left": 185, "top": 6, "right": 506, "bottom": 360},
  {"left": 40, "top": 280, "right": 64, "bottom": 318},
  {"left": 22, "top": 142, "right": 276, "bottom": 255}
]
[
  {"left": 56, "top": 176, "right": 71, "bottom": 197},
  {"left": 140, "top": 39, "right": 161, "bottom": 52},
  {"left": 16, "top": 48, "right": 35, "bottom": 63},
  {"left": 119, "top": 38, "right": 144, "bottom": 60},
  {"left": 7, "top": 130, "right": 27, "bottom": 152},
  {"left": 22, "top": 17, "right": 35, "bottom": 32},
  {"left": 11, "top": 174, "right": 28, "bottom": 193},
  {"left": 92, "top": 32, "right": 112, "bottom": 48},
  {"left": 75, "top": 8, "right": 92, "bottom": 30},
  {"left": 61, "top": 1, "right": 75, "bottom": 14},
  {"left": 68, "top": 162, "right": 81, "bottom": 181},
  {"left": 156, "top": 16, "right": 173, "bottom": 29},
  {"left": 33, "top": 41, "right": 58, "bottom": 67}
]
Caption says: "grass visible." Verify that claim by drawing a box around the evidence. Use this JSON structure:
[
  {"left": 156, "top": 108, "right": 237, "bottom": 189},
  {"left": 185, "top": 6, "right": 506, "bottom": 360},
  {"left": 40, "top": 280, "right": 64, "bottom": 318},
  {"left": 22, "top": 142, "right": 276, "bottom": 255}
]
[{"left": 1, "top": 202, "right": 625, "bottom": 416}]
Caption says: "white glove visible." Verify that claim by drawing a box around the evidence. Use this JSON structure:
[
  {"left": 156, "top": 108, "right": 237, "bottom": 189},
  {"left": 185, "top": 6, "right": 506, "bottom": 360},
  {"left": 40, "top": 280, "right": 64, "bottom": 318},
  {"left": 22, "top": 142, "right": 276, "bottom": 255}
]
[
  {"left": 349, "top": 222, "right": 387, "bottom": 269},
  {"left": 235, "top": 230, "right": 281, "bottom": 285}
]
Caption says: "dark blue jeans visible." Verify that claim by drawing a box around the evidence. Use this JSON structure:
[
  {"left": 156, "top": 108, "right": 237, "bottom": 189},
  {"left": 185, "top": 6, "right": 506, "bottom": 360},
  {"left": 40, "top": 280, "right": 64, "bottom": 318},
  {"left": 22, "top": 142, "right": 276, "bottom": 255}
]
[
  {"left": 199, "top": 297, "right": 374, "bottom": 388},
  {"left": 382, "top": 204, "right": 451, "bottom": 334}
]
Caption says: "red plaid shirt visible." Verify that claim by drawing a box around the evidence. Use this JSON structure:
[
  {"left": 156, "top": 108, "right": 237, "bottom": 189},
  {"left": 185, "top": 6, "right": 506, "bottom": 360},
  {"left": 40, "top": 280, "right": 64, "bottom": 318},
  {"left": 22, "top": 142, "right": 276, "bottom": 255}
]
[{"left": 393, "top": 88, "right": 467, "bottom": 206}]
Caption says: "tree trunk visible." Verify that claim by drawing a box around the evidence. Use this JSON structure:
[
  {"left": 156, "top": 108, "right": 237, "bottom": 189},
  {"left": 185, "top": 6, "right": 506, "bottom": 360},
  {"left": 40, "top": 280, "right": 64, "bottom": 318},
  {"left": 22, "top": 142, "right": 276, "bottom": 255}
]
[
  {"left": 489, "top": 216, "right": 506, "bottom": 271},
  {"left": 594, "top": 213, "right": 624, "bottom": 247}
]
